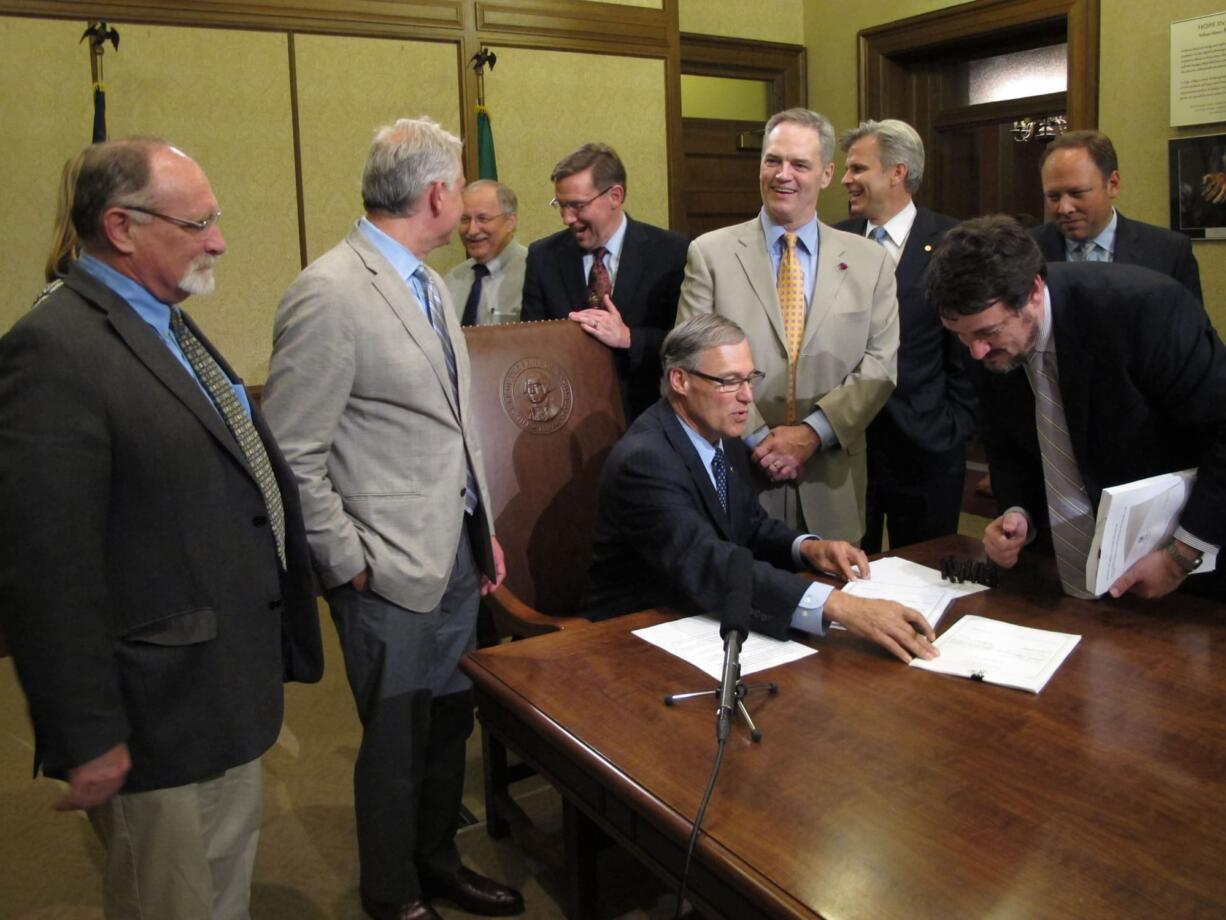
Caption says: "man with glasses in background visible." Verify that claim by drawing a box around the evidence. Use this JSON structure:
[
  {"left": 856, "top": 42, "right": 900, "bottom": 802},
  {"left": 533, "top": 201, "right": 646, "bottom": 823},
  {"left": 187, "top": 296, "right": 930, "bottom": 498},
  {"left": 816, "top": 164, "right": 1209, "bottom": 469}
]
[
  {"left": 444, "top": 179, "right": 526, "bottom": 325},
  {"left": 582, "top": 315, "right": 937, "bottom": 663},
  {"left": 522, "top": 142, "right": 688, "bottom": 420}
]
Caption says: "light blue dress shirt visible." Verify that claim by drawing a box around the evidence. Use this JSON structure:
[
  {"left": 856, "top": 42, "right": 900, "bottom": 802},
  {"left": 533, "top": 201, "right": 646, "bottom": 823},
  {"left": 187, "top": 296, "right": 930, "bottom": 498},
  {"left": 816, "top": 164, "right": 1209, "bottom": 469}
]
[
  {"left": 77, "top": 254, "right": 251, "bottom": 416},
  {"left": 1065, "top": 209, "right": 1117, "bottom": 262},
  {"left": 358, "top": 217, "right": 432, "bottom": 312}
]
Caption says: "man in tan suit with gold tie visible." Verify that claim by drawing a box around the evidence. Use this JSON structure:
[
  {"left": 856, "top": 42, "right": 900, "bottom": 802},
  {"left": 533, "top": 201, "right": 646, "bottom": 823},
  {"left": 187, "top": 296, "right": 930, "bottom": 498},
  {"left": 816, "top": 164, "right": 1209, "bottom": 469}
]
[{"left": 678, "top": 108, "right": 899, "bottom": 542}]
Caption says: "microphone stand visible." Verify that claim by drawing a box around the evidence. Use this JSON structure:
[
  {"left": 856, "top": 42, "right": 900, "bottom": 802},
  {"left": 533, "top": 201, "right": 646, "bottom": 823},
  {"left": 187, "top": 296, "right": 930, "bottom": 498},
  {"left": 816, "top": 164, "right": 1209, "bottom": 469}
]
[{"left": 663, "top": 630, "right": 779, "bottom": 743}]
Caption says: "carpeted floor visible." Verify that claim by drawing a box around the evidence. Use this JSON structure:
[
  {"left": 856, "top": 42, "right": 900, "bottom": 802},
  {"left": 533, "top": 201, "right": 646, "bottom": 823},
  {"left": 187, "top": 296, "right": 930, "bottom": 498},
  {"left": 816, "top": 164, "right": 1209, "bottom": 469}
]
[{"left": 0, "top": 508, "right": 992, "bottom": 919}]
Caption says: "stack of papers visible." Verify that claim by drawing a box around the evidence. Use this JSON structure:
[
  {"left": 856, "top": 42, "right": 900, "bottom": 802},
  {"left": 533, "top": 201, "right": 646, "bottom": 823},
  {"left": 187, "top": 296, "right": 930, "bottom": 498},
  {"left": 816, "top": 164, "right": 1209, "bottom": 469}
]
[
  {"left": 632, "top": 615, "right": 816, "bottom": 680},
  {"left": 1086, "top": 468, "right": 1212, "bottom": 596},
  {"left": 909, "top": 615, "right": 1081, "bottom": 693},
  {"left": 833, "top": 555, "right": 991, "bottom": 630}
]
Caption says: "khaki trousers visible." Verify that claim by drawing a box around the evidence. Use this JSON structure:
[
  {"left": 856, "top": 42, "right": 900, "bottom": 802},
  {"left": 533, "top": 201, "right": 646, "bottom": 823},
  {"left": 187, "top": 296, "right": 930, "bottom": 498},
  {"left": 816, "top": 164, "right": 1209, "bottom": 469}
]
[{"left": 87, "top": 757, "right": 263, "bottom": 920}]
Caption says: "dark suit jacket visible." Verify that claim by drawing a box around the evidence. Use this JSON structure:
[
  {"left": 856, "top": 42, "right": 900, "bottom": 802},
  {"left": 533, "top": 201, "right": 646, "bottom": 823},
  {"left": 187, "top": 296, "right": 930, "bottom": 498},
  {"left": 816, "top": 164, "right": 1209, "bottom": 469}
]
[
  {"left": 978, "top": 263, "right": 1226, "bottom": 591},
  {"left": 522, "top": 215, "right": 687, "bottom": 420},
  {"left": 837, "top": 208, "right": 976, "bottom": 453},
  {"left": 582, "top": 399, "right": 813, "bottom": 638},
  {"left": 1031, "top": 211, "right": 1203, "bottom": 304},
  {"left": 0, "top": 266, "right": 323, "bottom": 792}
]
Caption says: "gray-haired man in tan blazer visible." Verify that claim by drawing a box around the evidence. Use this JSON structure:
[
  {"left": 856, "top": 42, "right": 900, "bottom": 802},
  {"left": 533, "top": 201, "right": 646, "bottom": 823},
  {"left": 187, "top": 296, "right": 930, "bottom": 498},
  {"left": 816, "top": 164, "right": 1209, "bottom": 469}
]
[
  {"left": 678, "top": 108, "right": 899, "bottom": 543},
  {"left": 262, "top": 117, "right": 523, "bottom": 920}
]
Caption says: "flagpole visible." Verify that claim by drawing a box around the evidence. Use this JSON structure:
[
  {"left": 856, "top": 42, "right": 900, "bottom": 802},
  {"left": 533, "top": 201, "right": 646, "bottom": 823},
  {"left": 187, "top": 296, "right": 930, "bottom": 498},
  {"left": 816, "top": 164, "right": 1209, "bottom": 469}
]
[{"left": 469, "top": 48, "right": 498, "bottom": 180}]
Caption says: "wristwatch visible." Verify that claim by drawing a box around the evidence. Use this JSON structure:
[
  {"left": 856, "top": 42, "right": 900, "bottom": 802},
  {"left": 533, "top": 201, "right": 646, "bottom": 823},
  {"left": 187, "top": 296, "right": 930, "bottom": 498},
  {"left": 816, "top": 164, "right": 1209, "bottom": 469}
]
[{"left": 1164, "top": 539, "right": 1203, "bottom": 574}]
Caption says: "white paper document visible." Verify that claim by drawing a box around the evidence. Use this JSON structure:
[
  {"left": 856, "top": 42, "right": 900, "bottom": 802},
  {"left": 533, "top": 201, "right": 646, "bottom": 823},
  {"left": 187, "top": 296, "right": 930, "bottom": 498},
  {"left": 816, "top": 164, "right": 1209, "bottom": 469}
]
[
  {"left": 839, "top": 579, "right": 956, "bottom": 629},
  {"left": 909, "top": 615, "right": 1080, "bottom": 693},
  {"left": 1086, "top": 468, "right": 1211, "bottom": 597},
  {"left": 868, "top": 556, "right": 991, "bottom": 598},
  {"left": 632, "top": 615, "right": 817, "bottom": 680}
]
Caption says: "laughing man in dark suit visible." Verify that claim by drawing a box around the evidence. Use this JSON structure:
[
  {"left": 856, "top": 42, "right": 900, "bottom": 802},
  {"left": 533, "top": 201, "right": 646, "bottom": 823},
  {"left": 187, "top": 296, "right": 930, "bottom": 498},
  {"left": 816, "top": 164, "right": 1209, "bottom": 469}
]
[
  {"left": 583, "top": 314, "right": 938, "bottom": 664},
  {"left": 521, "top": 142, "right": 687, "bottom": 420},
  {"left": 1031, "top": 129, "right": 1202, "bottom": 303},
  {"left": 836, "top": 119, "right": 977, "bottom": 554}
]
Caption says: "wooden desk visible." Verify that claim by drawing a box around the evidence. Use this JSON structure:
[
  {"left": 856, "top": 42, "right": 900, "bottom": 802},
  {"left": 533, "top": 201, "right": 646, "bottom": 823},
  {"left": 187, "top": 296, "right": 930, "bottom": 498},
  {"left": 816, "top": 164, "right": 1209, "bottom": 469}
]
[{"left": 461, "top": 536, "right": 1226, "bottom": 919}]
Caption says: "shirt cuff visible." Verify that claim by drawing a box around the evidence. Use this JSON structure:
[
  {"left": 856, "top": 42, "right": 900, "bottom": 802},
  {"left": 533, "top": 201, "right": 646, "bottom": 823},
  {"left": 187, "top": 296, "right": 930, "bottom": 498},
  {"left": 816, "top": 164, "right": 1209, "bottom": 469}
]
[
  {"left": 743, "top": 424, "right": 769, "bottom": 450},
  {"left": 789, "top": 581, "right": 834, "bottom": 637},
  {"left": 1174, "top": 526, "right": 1219, "bottom": 574},
  {"left": 1003, "top": 506, "right": 1037, "bottom": 546},
  {"left": 803, "top": 409, "right": 839, "bottom": 450},
  {"left": 791, "top": 534, "right": 821, "bottom": 569}
]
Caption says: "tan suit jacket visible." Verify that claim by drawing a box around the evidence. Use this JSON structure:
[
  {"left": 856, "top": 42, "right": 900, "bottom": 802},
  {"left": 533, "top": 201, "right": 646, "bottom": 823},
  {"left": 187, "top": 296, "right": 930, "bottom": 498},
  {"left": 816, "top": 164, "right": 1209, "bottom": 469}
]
[
  {"left": 263, "top": 223, "right": 495, "bottom": 612},
  {"left": 678, "top": 217, "right": 898, "bottom": 541}
]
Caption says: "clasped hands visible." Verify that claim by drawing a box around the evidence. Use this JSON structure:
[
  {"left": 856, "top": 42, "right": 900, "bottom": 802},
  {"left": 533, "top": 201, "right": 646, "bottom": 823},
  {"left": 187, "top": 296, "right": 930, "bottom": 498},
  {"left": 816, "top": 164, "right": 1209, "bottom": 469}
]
[
  {"left": 984, "top": 510, "right": 1192, "bottom": 599},
  {"left": 751, "top": 424, "right": 820, "bottom": 482}
]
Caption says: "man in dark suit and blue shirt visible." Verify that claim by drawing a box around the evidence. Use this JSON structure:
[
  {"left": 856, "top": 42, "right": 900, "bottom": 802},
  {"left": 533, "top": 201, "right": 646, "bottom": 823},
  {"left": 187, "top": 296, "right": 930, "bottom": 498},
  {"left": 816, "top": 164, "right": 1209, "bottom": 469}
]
[
  {"left": 521, "top": 142, "right": 688, "bottom": 420},
  {"left": 0, "top": 138, "right": 324, "bottom": 920},
  {"left": 928, "top": 215, "right": 1226, "bottom": 601},
  {"left": 583, "top": 314, "right": 938, "bottom": 663},
  {"left": 1031, "top": 130, "right": 1202, "bottom": 303},
  {"left": 836, "top": 119, "right": 977, "bottom": 554}
]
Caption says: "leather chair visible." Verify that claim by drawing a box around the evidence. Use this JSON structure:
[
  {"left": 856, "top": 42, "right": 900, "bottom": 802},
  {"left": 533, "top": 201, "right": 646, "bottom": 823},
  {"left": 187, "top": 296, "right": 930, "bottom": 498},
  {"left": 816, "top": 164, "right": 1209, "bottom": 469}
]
[{"left": 462, "top": 319, "right": 626, "bottom": 835}]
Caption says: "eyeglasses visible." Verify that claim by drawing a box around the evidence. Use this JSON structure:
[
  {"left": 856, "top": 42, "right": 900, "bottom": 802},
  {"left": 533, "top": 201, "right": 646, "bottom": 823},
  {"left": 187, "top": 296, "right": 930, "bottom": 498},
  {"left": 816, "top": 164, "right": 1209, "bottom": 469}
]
[
  {"left": 122, "top": 206, "right": 222, "bottom": 232},
  {"left": 549, "top": 185, "right": 617, "bottom": 215},
  {"left": 686, "top": 368, "right": 765, "bottom": 393},
  {"left": 459, "top": 212, "right": 510, "bottom": 227}
]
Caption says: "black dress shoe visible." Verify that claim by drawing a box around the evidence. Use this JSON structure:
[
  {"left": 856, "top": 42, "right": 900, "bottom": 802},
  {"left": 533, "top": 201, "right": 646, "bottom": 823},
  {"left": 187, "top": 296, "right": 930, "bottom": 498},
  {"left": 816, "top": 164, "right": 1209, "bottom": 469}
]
[
  {"left": 422, "top": 866, "right": 525, "bottom": 916},
  {"left": 360, "top": 895, "right": 443, "bottom": 920}
]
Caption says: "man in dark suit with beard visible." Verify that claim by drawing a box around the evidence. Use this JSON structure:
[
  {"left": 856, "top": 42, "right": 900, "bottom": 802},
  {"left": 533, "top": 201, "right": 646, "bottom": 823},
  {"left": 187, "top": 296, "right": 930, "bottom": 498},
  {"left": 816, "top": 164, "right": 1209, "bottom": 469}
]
[
  {"left": 930, "top": 215, "right": 1226, "bottom": 602},
  {"left": 0, "top": 138, "right": 323, "bottom": 919},
  {"left": 583, "top": 314, "right": 939, "bottom": 664},
  {"left": 836, "top": 119, "right": 977, "bottom": 554},
  {"left": 521, "top": 142, "right": 687, "bottom": 421}
]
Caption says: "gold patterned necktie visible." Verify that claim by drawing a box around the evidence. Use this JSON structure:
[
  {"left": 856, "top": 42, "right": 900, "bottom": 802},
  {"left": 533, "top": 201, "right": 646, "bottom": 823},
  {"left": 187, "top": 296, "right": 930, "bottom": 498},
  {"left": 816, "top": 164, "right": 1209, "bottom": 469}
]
[
  {"left": 169, "top": 308, "right": 286, "bottom": 568},
  {"left": 777, "top": 231, "right": 805, "bottom": 423}
]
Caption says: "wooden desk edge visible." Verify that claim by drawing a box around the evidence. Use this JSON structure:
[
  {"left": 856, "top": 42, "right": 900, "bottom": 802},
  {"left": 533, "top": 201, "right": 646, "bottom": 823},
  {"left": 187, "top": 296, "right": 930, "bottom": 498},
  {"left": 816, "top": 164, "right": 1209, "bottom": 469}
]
[{"left": 463, "top": 650, "right": 817, "bottom": 920}]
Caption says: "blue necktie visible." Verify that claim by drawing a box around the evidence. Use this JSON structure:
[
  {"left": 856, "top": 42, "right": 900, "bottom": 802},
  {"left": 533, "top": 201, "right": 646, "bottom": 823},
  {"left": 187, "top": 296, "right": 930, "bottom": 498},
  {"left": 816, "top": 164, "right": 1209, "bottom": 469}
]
[
  {"left": 415, "top": 267, "right": 479, "bottom": 515},
  {"left": 869, "top": 225, "right": 888, "bottom": 245},
  {"left": 712, "top": 447, "right": 728, "bottom": 514}
]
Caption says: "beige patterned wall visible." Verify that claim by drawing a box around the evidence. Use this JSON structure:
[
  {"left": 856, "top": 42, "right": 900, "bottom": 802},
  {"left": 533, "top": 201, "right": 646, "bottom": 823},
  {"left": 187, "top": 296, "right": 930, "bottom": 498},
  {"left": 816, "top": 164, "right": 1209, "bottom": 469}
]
[
  {"left": 0, "top": 16, "right": 299, "bottom": 382},
  {"left": 482, "top": 46, "right": 669, "bottom": 253},
  {"left": 293, "top": 33, "right": 465, "bottom": 276},
  {"left": 678, "top": 0, "right": 804, "bottom": 42}
]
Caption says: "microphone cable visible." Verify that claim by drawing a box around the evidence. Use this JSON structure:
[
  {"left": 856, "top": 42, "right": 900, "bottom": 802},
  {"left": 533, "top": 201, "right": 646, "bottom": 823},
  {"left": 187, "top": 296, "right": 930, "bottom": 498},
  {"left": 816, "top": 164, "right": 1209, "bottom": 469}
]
[{"left": 673, "top": 730, "right": 727, "bottom": 920}]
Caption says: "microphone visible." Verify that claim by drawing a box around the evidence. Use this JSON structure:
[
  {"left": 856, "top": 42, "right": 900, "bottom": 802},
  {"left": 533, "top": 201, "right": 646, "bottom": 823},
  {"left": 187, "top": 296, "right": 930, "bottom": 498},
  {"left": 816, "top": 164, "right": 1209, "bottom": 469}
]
[{"left": 716, "top": 549, "right": 753, "bottom": 742}]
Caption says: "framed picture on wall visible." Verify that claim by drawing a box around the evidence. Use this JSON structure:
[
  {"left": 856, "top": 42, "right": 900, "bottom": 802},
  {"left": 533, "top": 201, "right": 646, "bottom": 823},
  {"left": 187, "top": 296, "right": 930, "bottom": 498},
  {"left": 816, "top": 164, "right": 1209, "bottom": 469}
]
[{"left": 1170, "top": 133, "right": 1226, "bottom": 239}]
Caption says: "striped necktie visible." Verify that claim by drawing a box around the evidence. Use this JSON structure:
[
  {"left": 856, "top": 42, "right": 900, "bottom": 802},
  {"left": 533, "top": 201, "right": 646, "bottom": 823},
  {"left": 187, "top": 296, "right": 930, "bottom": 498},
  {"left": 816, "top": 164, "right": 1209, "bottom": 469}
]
[
  {"left": 415, "top": 267, "right": 479, "bottom": 515},
  {"left": 1026, "top": 348, "right": 1096, "bottom": 598},
  {"left": 169, "top": 308, "right": 286, "bottom": 568},
  {"left": 777, "top": 232, "right": 805, "bottom": 423}
]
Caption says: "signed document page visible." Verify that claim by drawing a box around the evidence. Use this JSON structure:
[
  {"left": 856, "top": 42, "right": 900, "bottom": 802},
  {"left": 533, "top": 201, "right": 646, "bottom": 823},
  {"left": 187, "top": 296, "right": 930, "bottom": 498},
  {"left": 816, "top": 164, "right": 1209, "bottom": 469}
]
[{"left": 909, "top": 615, "right": 1081, "bottom": 693}]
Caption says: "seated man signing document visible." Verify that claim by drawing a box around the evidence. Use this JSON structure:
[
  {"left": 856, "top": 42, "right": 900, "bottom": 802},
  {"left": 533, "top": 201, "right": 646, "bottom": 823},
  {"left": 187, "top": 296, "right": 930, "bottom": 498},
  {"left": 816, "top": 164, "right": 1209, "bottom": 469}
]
[{"left": 583, "top": 315, "right": 938, "bottom": 663}]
